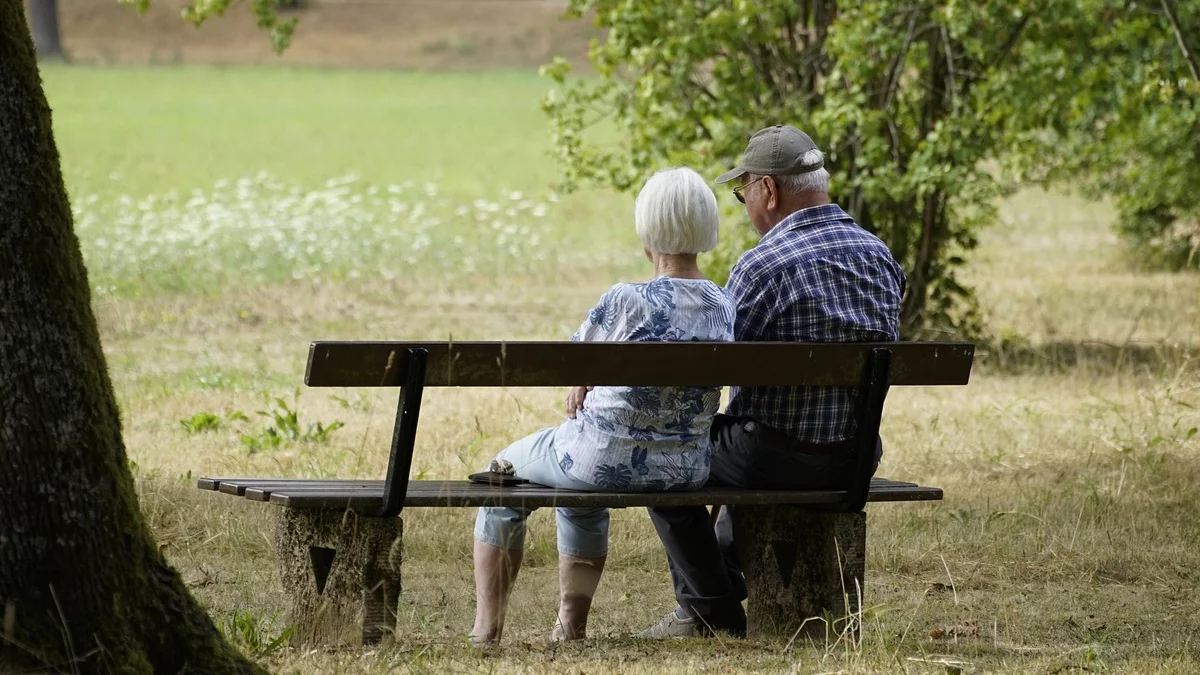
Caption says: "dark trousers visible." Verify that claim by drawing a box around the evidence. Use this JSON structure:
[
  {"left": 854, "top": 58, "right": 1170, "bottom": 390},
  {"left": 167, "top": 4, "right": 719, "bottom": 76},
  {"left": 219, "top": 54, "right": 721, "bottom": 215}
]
[{"left": 646, "top": 415, "right": 881, "bottom": 634}]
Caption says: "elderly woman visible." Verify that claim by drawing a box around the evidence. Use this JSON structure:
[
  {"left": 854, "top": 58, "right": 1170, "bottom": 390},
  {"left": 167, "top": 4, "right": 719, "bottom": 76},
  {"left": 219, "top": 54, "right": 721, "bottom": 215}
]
[{"left": 470, "top": 167, "right": 736, "bottom": 645}]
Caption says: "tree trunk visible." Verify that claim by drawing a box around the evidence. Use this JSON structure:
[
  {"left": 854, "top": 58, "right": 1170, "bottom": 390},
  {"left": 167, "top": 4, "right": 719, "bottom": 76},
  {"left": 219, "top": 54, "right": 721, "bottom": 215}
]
[
  {"left": 25, "top": 0, "right": 62, "bottom": 60},
  {"left": 900, "top": 27, "right": 952, "bottom": 334},
  {"left": 0, "top": 3, "right": 261, "bottom": 673}
]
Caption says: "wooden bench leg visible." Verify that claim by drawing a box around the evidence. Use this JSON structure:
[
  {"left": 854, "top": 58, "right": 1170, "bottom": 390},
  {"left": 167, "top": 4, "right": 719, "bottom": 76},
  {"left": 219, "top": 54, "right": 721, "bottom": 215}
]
[
  {"left": 274, "top": 508, "right": 403, "bottom": 646},
  {"left": 733, "top": 506, "right": 866, "bottom": 642}
]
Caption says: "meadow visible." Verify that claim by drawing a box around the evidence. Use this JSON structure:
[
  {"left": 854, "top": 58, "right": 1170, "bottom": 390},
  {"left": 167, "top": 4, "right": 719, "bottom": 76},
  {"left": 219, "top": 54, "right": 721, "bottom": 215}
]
[{"left": 44, "top": 64, "right": 1200, "bottom": 674}]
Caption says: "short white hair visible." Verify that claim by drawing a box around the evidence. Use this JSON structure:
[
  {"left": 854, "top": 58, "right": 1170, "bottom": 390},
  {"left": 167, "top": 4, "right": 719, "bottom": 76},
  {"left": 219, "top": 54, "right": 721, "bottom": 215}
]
[
  {"left": 772, "top": 149, "right": 830, "bottom": 194},
  {"left": 634, "top": 167, "right": 719, "bottom": 254}
]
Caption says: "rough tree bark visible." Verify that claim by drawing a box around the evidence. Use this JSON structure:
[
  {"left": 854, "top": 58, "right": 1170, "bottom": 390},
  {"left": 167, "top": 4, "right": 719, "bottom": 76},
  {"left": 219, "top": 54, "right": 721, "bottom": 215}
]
[
  {"left": 0, "top": 3, "right": 261, "bottom": 673},
  {"left": 25, "top": 0, "right": 62, "bottom": 59}
]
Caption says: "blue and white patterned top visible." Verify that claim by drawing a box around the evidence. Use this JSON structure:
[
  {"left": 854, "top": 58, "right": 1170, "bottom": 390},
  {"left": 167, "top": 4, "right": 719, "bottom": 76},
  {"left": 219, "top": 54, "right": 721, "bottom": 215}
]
[
  {"left": 553, "top": 277, "right": 736, "bottom": 491},
  {"left": 724, "top": 204, "right": 905, "bottom": 444}
]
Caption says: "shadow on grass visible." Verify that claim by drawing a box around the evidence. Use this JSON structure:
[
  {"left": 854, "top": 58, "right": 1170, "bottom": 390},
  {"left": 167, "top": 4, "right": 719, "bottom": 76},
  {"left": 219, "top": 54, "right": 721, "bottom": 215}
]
[{"left": 975, "top": 339, "right": 1197, "bottom": 376}]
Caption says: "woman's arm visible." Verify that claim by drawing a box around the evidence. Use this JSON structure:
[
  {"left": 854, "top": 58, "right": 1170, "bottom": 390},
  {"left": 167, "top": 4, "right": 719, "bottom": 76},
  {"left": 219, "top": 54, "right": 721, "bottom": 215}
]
[
  {"left": 565, "top": 385, "right": 593, "bottom": 419},
  {"left": 564, "top": 285, "right": 625, "bottom": 417}
]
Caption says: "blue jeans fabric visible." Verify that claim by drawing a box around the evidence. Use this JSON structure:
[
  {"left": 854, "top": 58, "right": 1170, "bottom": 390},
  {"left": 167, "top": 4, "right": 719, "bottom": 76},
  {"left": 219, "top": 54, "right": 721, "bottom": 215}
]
[{"left": 473, "top": 427, "right": 612, "bottom": 558}]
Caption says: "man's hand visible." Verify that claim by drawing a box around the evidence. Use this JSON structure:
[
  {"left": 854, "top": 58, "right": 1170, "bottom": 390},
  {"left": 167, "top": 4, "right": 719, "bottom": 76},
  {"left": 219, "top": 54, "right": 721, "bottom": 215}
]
[{"left": 565, "top": 385, "right": 594, "bottom": 419}]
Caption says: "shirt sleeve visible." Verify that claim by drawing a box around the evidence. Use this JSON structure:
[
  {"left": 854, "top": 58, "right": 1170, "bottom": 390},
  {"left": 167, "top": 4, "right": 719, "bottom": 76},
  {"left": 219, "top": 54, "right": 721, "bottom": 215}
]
[
  {"left": 570, "top": 285, "right": 625, "bottom": 343},
  {"left": 725, "top": 260, "right": 777, "bottom": 341}
]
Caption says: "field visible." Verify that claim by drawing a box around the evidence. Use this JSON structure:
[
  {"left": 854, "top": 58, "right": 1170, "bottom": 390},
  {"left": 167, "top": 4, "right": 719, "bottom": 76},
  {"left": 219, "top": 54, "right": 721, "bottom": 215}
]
[{"left": 44, "top": 64, "right": 1200, "bottom": 674}]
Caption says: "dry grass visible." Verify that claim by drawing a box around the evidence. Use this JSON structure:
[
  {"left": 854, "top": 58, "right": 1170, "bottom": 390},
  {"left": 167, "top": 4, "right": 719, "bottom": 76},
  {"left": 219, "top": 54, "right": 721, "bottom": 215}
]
[{"left": 117, "top": 197, "right": 1200, "bottom": 672}]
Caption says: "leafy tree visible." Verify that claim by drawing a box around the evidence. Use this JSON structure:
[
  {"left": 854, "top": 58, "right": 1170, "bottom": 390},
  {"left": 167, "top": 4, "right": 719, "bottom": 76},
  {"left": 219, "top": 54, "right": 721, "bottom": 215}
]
[
  {"left": 542, "top": 0, "right": 1200, "bottom": 336},
  {"left": 1012, "top": 0, "right": 1200, "bottom": 270}
]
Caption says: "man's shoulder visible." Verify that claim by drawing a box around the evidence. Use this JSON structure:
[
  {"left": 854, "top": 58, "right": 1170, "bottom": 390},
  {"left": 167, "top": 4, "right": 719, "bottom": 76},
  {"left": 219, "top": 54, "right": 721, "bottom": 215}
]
[
  {"left": 732, "top": 210, "right": 894, "bottom": 280},
  {"left": 793, "top": 206, "right": 890, "bottom": 250}
]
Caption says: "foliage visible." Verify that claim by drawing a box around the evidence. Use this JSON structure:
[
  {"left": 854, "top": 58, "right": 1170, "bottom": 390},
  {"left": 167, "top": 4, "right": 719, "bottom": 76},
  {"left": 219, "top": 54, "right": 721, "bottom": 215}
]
[
  {"left": 703, "top": 204, "right": 760, "bottom": 287},
  {"left": 219, "top": 610, "right": 294, "bottom": 657},
  {"left": 181, "top": 411, "right": 223, "bottom": 434},
  {"left": 240, "top": 391, "right": 344, "bottom": 454},
  {"left": 996, "top": 0, "right": 1200, "bottom": 270},
  {"left": 543, "top": 0, "right": 1200, "bottom": 336}
]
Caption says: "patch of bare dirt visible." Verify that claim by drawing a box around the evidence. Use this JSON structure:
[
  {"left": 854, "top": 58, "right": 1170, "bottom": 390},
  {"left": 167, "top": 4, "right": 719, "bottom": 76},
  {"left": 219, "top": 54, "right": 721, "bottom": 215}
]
[{"left": 58, "top": 0, "right": 597, "bottom": 70}]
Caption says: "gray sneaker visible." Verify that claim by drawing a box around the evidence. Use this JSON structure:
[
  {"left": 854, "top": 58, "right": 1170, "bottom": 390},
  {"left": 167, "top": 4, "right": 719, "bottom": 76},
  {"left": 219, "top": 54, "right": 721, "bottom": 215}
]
[{"left": 634, "top": 610, "right": 700, "bottom": 639}]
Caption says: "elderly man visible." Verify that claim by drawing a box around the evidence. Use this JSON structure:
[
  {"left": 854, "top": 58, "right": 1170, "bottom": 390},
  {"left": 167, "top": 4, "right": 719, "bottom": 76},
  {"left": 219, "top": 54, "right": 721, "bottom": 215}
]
[{"left": 637, "top": 125, "right": 906, "bottom": 639}]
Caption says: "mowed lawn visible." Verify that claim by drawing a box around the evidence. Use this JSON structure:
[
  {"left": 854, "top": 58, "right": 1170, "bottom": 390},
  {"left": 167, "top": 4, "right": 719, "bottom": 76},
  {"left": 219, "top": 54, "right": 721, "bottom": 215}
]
[{"left": 43, "top": 65, "right": 1200, "bottom": 674}]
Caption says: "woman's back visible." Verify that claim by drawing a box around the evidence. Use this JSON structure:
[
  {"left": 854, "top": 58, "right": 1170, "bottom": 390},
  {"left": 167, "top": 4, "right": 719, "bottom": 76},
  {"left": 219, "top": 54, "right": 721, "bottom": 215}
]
[{"left": 554, "top": 277, "right": 736, "bottom": 491}]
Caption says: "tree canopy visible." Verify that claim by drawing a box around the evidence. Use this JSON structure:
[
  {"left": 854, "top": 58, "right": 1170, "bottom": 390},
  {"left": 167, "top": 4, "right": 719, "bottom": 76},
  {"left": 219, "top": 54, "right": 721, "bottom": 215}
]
[{"left": 542, "top": 0, "right": 1200, "bottom": 336}]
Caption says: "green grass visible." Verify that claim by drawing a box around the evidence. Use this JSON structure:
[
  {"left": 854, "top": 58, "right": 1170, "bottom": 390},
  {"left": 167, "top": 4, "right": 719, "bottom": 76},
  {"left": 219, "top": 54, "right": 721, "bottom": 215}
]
[
  {"left": 44, "top": 65, "right": 639, "bottom": 296},
  {"left": 47, "top": 66, "right": 568, "bottom": 195},
  {"left": 42, "top": 63, "right": 1200, "bottom": 674}
]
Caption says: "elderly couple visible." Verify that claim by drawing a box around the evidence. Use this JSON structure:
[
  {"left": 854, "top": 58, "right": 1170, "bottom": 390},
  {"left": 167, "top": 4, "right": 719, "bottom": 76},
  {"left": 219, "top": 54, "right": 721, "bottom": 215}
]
[{"left": 469, "top": 125, "right": 905, "bottom": 644}]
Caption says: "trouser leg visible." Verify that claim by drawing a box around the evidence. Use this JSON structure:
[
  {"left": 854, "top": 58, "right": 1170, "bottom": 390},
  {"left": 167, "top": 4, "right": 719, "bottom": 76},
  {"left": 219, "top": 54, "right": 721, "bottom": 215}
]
[{"left": 646, "top": 504, "right": 747, "bottom": 634}]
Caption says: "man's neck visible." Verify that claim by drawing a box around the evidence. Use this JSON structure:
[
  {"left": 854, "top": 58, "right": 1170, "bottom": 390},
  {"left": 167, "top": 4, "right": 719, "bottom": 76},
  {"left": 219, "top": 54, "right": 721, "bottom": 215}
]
[
  {"left": 763, "top": 193, "right": 833, "bottom": 235},
  {"left": 782, "top": 192, "right": 831, "bottom": 214}
]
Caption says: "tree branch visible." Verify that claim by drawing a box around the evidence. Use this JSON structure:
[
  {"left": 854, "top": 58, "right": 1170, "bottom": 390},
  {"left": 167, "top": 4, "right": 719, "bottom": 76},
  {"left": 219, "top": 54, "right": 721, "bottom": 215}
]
[
  {"left": 956, "top": 13, "right": 1029, "bottom": 99},
  {"left": 784, "top": 1, "right": 801, "bottom": 54},
  {"left": 750, "top": 13, "right": 788, "bottom": 107},
  {"left": 1162, "top": 0, "right": 1200, "bottom": 81},
  {"left": 882, "top": 11, "right": 922, "bottom": 109},
  {"left": 984, "top": 15, "right": 1030, "bottom": 74},
  {"left": 689, "top": 77, "right": 719, "bottom": 102}
]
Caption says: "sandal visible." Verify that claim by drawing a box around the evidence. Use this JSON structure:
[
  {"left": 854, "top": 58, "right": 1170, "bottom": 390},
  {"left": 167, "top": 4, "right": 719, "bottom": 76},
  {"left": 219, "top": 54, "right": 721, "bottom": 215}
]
[{"left": 468, "top": 459, "right": 529, "bottom": 487}]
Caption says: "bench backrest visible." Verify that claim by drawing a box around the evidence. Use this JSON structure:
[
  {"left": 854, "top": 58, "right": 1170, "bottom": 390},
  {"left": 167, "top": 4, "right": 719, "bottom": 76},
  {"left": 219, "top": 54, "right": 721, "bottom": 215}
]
[
  {"left": 303, "top": 340, "right": 975, "bottom": 518},
  {"left": 305, "top": 341, "right": 975, "bottom": 388}
]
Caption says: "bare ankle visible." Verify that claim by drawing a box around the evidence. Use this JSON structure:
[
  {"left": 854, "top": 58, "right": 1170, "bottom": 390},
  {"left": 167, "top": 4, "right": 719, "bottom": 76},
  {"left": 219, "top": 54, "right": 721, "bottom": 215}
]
[
  {"left": 470, "top": 624, "right": 502, "bottom": 645},
  {"left": 556, "top": 593, "right": 594, "bottom": 639}
]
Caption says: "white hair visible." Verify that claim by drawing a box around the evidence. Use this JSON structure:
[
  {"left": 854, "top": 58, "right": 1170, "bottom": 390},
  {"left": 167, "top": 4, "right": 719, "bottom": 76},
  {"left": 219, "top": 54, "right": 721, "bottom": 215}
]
[
  {"left": 772, "top": 149, "right": 830, "bottom": 194},
  {"left": 634, "top": 167, "right": 719, "bottom": 254}
]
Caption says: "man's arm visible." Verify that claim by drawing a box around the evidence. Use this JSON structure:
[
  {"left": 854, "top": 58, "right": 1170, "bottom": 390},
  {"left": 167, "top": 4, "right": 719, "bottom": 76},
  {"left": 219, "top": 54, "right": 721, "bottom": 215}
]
[{"left": 725, "top": 260, "right": 777, "bottom": 341}]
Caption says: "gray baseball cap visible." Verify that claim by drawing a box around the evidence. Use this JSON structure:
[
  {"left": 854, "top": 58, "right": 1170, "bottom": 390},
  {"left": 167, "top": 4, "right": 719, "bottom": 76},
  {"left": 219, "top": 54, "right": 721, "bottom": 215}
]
[{"left": 715, "top": 125, "right": 823, "bottom": 184}]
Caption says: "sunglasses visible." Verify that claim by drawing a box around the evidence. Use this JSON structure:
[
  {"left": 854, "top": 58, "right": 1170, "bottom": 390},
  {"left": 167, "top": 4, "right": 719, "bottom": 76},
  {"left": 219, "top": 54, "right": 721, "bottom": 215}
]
[{"left": 732, "top": 175, "right": 766, "bottom": 204}]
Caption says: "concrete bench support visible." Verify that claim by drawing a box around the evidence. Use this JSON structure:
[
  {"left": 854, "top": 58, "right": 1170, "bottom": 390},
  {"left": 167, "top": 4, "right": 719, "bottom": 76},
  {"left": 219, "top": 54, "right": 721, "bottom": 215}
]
[
  {"left": 274, "top": 508, "right": 402, "bottom": 646},
  {"left": 734, "top": 506, "right": 866, "bottom": 641}
]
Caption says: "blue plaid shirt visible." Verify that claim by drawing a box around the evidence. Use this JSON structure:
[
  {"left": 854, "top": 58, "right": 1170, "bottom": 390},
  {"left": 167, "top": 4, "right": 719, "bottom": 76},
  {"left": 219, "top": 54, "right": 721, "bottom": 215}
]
[{"left": 724, "top": 204, "right": 905, "bottom": 444}]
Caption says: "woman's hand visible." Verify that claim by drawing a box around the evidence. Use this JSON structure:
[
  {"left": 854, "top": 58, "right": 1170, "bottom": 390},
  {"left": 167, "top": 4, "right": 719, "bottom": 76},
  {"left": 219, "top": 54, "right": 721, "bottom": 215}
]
[{"left": 565, "top": 385, "right": 594, "bottom": 419}]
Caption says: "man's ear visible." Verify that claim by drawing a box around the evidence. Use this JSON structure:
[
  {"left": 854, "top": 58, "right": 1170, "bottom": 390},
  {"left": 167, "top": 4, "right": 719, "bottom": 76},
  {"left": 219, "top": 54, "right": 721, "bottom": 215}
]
[{"left": 764, "top": 176, "right": 779, "bottom": 211}]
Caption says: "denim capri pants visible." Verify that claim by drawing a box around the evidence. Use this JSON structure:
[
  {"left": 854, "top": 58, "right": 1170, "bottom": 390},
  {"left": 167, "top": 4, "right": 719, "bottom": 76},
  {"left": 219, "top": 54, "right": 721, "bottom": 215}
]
[{"left": 473, "top": 427, "right": 610, "bottom": 558}]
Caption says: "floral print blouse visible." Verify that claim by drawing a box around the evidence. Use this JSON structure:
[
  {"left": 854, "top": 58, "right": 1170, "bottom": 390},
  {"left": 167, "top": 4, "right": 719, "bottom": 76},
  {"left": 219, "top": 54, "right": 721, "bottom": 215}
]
[{"left": 552, "top": 277, "right": 736, "bottom": 491}]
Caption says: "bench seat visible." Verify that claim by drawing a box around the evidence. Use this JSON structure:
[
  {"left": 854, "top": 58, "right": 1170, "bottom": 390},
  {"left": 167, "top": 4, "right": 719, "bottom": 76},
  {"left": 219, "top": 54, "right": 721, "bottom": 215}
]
[{"left": 199, "top": 476, "right": 943, "bottom": 509}]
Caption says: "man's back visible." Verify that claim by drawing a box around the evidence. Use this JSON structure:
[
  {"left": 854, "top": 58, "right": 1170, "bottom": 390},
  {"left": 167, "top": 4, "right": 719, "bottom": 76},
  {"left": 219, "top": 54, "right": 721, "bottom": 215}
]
[{"left": 724, "top": 203, "right": 905, "bottom": 444}]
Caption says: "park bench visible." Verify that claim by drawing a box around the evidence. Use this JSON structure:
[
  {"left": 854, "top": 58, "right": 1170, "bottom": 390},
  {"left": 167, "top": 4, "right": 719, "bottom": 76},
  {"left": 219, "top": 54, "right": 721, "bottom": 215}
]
[{"left": 198, "top": 340, "right": 974, "bottom": 645}]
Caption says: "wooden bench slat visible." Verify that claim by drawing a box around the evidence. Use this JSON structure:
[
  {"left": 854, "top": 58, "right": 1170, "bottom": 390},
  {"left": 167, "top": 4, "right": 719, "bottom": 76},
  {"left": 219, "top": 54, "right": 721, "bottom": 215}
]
[
  {"left": 200, "top": 477, "right": 372, "bottom": 492},
  {"left": 305, "top": 341, "right": 975, "bottom": 388},
  {"left": 213, "top": 479, "right": 382, "bottom": 497},
  {"left": 268, "top": 485, "right": 941, "bottom": 510},
  {"left": 198, "top": 477, "right": 925, "bottom": 501}
]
